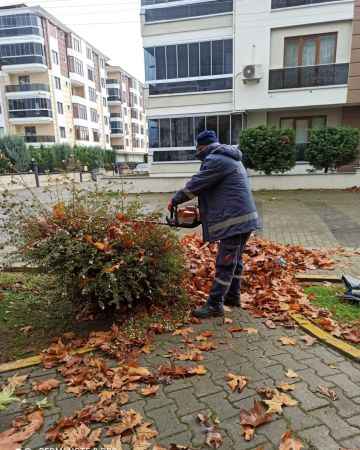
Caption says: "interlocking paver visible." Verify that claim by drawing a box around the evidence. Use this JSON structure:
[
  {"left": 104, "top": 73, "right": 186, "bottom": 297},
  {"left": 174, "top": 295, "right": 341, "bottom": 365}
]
[
  {"left": 168, "top": 387, "right": 206, "bottom": 417},
  {"left": 299, "top": 425, "right": 340, "bottom": 450},
  {"left": 283, "top": 406, "right": 320, "bottom": 432},
  {"left": 202, "top": 391, "right": 239, "bottom": 420},
  {"left": 311, "top": 407, "right": 359, "bottom": 440},
  {"left": 340, "top": 435, "right": 360, "bottom": 448},
  {"left": 291, "top": 382, "right": 330, "bottom": 411},
  {"left": 325, "top": 374, "right": 360, "bottom": 398},
  {"left": 147, "top": 405, "right": 188, "bottom": 438}
]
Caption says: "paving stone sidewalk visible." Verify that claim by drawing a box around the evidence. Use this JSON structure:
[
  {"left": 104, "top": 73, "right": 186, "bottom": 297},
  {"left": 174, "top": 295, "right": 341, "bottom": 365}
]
[{"left": 1, "top": 307, "right": 360, "bottom": 450}]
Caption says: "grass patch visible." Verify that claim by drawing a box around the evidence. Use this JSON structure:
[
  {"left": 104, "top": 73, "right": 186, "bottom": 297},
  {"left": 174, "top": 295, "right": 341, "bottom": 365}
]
[
  {"left": 305, "top": 285, "right": 360, "bottom": 324},
  {"left": 0, "top": 272, "right": 190, "bottom": 364}
]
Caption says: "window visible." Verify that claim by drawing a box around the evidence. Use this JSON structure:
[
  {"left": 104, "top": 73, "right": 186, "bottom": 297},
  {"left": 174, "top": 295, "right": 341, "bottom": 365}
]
[
  {"left": 19, "top": 75, "right": 30, "bottom": 84},
  {"left": 131, "top": 108, "right": 138, "bottom": 119},
  {"left": 60, "top": 127, "right": 66, "bottom": 138},
  {"left": 280, "top": 116, "right": 327, "bottom": 160},
  {"left": 87, "top": 66, "right": 95, "bottom": 81},
  {"left": 73, "top": 103, "right": 88, "bottom": 120},
  {"left": 149, "top": 77, "right": 232, "bottom": 95},
  {"left": 145, "top": 0, "right": 233, "bottom": 23},
  {"left": 106, "top": 134, "right": 110, "bottom": 143},
  {"left": 75, "top": 126, "right": 89, "bottom": 141},
  {"left": 57, "top": 101, "right": 64, "bottom": 114},
  {"left": 52, "top": 50, "right": 59, "bottom": 65},
  {"left": 149, "top": 114, "right": 244, "bottom": 149},
  {"left": 0, "top": 42, "right": 45, "bottom": 65},
  {"left": 132, "top": 123, "right": 139, "bottom": 134},
  {"left": 101, "top": 78, "right": 106, "bottom": 88},
  {"left": 8, "top": 97, "right": 51, "bottom": 111},
  {"left": 68, "top": 56, "right": 84, "bottom": 76},
  {"left": 104, "top": 116, "right": 109, "bottom": 126},
  {"left": 0, "top": 127, "right": 4, "bottom": 137},
  {"left": 88, "top": 87, "right": 97, "bottom": 102},
  {"left": 72, "top": 37, "right": 82, "bottom": 53},
  {"left": 54, "top": 76, "right": 61, "bottom": 89},
  {"left": 284, "top": 33, "right": 337, "bottom": 67},
  {"left": 86, "top": 47, "right": 93, "bottom": 60},
  {"left": 145, "top": 39, "right": 233, "bottom": 81},
  {"left": 93, "top": 129, "right": 100, "bottom": 142},
  {"left": 100, "top": 58, "right": 105, "bottom": 68},
  {"left": 90, "top": 108, "right": 98, "bottom": 122},
  {"left": 103, "top": 97, "right": 107, "bottom": 107}
]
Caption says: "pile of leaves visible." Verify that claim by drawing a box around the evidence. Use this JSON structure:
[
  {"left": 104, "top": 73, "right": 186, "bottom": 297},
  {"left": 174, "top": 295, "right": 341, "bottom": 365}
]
[
  {"left": 183, "top": 234, "right": 360, "bottom": 344},
  {"left": 3, "top": 188, "right": 185, "bottom": 312}
]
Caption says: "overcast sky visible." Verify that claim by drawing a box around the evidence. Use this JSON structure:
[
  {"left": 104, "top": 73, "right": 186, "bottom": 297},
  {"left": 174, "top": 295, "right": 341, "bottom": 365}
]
[{"left": 2, "top": 0, "right": 144, "bottom": 81}]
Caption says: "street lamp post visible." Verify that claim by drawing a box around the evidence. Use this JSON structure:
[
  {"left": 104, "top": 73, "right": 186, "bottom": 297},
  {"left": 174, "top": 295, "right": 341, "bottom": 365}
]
[{"left": 31, "top": 158, "right": 40, "bottom": 188}]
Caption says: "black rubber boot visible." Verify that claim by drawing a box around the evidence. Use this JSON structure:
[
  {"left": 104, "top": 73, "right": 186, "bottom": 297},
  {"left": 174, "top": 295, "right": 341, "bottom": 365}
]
[
  {"left": 192, "top": 304, "right": 224, "bottom": 319},
  {"left": 224, "top": 295, "right": 241, "bottom": 307}
]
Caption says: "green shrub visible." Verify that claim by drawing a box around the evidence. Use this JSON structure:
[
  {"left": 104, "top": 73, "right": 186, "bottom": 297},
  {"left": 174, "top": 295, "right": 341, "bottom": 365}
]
[
  {"left": 305, "top": 127, "right": 360, "bottom": 173},
  {"left": 239, "top": 126, "right": 296, "bottom": 175},
  {"left": 0, "top": 136, "right": 30, "bottom": 172},
  {"left": 5, "top": 188, "right": 185, "bottom": 312}
]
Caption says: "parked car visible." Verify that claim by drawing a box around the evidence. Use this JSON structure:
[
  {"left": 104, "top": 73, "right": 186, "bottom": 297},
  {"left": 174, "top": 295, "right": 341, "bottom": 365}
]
[{"left": 134, "top": 163, "right": 150, "bottom": 174}]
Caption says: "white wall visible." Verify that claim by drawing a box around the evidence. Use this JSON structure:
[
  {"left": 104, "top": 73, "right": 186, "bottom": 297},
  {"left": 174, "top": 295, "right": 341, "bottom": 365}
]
[{"left": 234, "top": 0, "right": 355, "bottom": 112}]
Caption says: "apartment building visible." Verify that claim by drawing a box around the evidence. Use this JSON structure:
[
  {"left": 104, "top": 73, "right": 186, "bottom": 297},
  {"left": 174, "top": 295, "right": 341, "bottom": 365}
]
[
  {"left": 141, "top": 0, "right": 360, "bottom": 174},
  {"left": 0, "top": 3, "right": 112, "bottom": 149},
  {"left": 107, "top": 66, "right": 148, "bottom": 164}
]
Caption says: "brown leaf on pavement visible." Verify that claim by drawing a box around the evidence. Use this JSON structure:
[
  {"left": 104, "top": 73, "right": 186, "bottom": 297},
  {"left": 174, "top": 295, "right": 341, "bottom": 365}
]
[
  {"left": 7, "top": 374, "right": 28, "bottom": 389},
  {"left": 300, "top": 335, "right": 317, "bottom": 346},
  {"left": 277, "top": 383, "right": 297, "bottom": 392},
  {"left": 104, "top": 437, "right": 123, "bottom": 450},
  {"left": 33, "top": 378, "right": 60, "bottom": 394},
  {"left": 205, "top": 429, "right": 223, "bottom": 449},
  {"left": 244, "top": 327, "right": 258, "bottom": 335},
  {"left": 62, "top": 423, "right": 101, "bottom": 449},
  {"left": 264, "top": 320, "right": 277, "bottom": 329},
  {"left": 141, "top": 385, "right": 159, "bottom": 397},
  {"left": 226, "top": 373, "right": 248, "bottom": 393},
  {"left": 279, "top": 337, "right": 297, "bottom": 346},
  {"left": 133, "top": 435, "right": 152, "bottom": 450},
  {"left": 194, "top": 341, "right": 217, "bottom": 352},
  {"left": 264, "top": 391, "right": 298, "bottom": 415},
  {"left": 0, "top": 410, "right": 44, "bottom": 450},
  {"left": 228, "top": 327, "right": 243, "bottom": 334},
  {"left": 240, "top": 400, "right": 273, "bottom": 441},
  {"left": 107, "top": 409, "right": 143, "bottom": 436},
  {"left": 173, "top": 350, "right": 204, "bottom": 362},
  {"left": 136, "top": 422, "right": 158, "bottom": 440},
  {"left": 188, "top": 365, "right": 207, "bottom": 376},
  {"left": 279, "top": 431, "right": 304, "bottom": 450},
  {"left": 286, "top": 369, "right": 299, "bottom": 379},
  {"left": 128, "top": 367, "right": 152, "bottom": 378},
  {"left": 318, "top": 385, "right": 338, "bottom": 401}
]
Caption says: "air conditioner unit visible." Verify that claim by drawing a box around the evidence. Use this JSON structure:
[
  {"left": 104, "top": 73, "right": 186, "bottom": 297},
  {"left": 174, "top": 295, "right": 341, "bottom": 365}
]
[{"left": 242, "top": 64, "right": 263, "bottom": 83}]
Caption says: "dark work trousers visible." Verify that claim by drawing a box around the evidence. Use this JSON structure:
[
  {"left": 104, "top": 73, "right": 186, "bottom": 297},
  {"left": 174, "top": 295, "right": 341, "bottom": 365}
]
[{"left": 208, "top": 232, "right": 251, "bottom": 307}]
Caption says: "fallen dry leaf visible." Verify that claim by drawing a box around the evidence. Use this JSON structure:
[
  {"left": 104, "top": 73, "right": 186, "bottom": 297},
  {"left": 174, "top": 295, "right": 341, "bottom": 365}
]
[
  {"left": 104, "top": 437, "right": 123, "bottom": 450},
  {"left": 62, "top": 423, "right": 101, "bottom": 449},
  {"left": 20, "top": 325, "right": 33, "bottom": 335},
  {"left": 263, "top": 391, "right": 298, "bottom": 414},
  {"left": 300, "top": 335, "right": 317, "bottom": 346},
  {"left": 33, "top": 378, "right": 60, "bottom": 394},
  {"left": 264, "top": 320, "right": 277, "bottom": 329},
  {"left": 277, "top": 383, "right": 296, "bottom": 392},
  {"left": 188, "top": 366, "right": 207, "bottom": 375},
  {"left": 0, "top": 410, "right": 44, "bottom": 450},
  {"left": 205, "top": 429, "right": 223, "bottom": 449},
  {"left": 286, "top": 370, "right": 299, "bottom": 379},
  {"left": 279, "top": 337, "right": 297, "bottom": 346},
  {"left": 318, "top": 385, "right": 338, "bottom": 401},
  {"left": 141, "top": 385, "right": 159, "bottom": 397},
  {"left": 244, "top": 327, "right": 258, "bottom": 335},
  {"left": 107, "top": 409, "right": 143, "bottom": 436},
  {"left": 226, "top": 373, "right": 248, "bottom": 393},
  {"left": 224, "top": 317, "right": 233, "bottom": 324},
  {"left": 228, "top": 327, "right": 243, "bottom": 334},
  {"left": 240, "top": 400, "right": 273, "bottom": 441},
  {"left": 7, "top": 374, "right": 28, "bottom": 389},
  {"left": 279, "top": 430, "right": 304, "bottom": 450},
  {"left": 128, "top": 367, "right": 151, "bottom": 378}
]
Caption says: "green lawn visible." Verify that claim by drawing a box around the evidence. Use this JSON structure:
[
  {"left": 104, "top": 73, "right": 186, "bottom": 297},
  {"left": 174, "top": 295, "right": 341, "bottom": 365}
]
[{"left": 305, "top": 285, "right": 360, "bottom": 324}]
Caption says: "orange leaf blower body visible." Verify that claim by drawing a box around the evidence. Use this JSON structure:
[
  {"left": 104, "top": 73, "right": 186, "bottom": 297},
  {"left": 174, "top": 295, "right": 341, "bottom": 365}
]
[{"left": 166, "top": 206, "right": 201, "bottom": 229}]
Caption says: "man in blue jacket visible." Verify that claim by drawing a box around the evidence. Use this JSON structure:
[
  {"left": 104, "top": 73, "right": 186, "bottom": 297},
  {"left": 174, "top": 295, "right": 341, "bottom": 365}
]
[{"left": 169, "top": 130, "right": 259, "bottom": 319}]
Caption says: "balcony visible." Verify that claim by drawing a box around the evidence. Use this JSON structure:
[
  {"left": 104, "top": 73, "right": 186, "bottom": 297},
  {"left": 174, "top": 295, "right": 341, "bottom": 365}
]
[
  {"left": 107, "top": 79, "right": 120, "bottom": 85},
  {"left": 108, "top": 95, "right": 122, "bottom": 105},
  {"left": 0, "top": 56, "right": 47, "bottom": 73},
  {"left": 9, "top": 109, "right": 53, "bottom": 124},
  {"left": 110, "top": 113, "right": 122, "bottom": 119},
  {"left": 6, "top": 84, "right": 50, "bottom": 98},
  {"left": 23, "top": 135, "right": 56, "bottom": 145},
  {"left": 271, "top": 0, "right": 344, "bottom": 8},
  {"left": 269, "top": 63, "right": 349, "bottom": 90}
]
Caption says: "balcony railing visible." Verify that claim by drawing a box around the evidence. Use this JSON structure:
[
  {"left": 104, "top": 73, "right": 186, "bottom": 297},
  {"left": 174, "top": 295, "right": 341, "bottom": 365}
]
[
  {"left": 6, "top": 84, "right": 50, "bottom": 93},
  {"left": 106, "top": 79, "right": 120, "bottom": 84},
  {"left": 269, "top": 63, "right": 349, "bottom": 90},
  {"left": 272, "top": 0, "right": 344, "bottom": 8},
  {"left": 9, "top": 110, "right": 53, "bottom": 119},
  {"left": 108, "top": 96, "right": 122, "bottom": 102},
  {"left": 23, "top": 135, "right": 55, "bottom": 143},
  {"left": 110, "top": 113, "right": 122, "bottom": 118},
  {"left": 111, "top": 128, "right": 123, "bottom": 134},
  {"left": 0, "top": 55, "right": 46, "bottom": 66}
]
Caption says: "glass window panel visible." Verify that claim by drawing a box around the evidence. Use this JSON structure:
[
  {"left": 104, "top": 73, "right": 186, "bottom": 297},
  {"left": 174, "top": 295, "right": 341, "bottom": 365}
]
[
  {"left": 148, "top": 119, "right": 159, "bottom": 148},
  {"left": 206, "top": 116, "right": 218, "bottom": 135},
  {"left": 224, "top": 39, "right": 233, "bottom": 74},
  {"left": 200, "top": 41, "right": 211, "bottom": 76},
  {"left": 159, "top": 119, "right": 171, "bottom": 147},
  {"left": 231, "top": 114, "right": 243, "bottom": 145},
  {"left": 312, "top": 116, "right": 327, "bottom": 128},
  {"left": 155, "top": 46, "right": 166, "bottom": 80},
  {"left": 212, "top": 41, "right": 224, "bottom": 76},
  {"left": 294, "top": 119, "right": 309, "bottom": 143},
  {"left": 166, "top": 45, "right": 177, "bottom": 79},
  {"left": 284, "top": 40, "right": 298, "bottom": 67},
  {"left": 144, "top": 47, "right": 156, "bottom": 81},
  {"left": 195, "top": 116, "right": 205, "bottom": 137},
  {"left": 302, "top": 38, "right": 316, "bottom": 66},
  {"left": 171, "top": 117, "right": 194, "bottom": 147},
  {"left": 280, "top": 118, "right": 294, "bottom": 129},
  {"left": 319, "top": 35, "right": 336, "bottom": 65},
  {"left": 189, "top": 43, "right": 200, "bottom": 77},
  {"left": 177, "top": 44, "right": 189, "bottom": 78},
  {"left": 219, "top": 115, "right": 230, "bottom": 144}
]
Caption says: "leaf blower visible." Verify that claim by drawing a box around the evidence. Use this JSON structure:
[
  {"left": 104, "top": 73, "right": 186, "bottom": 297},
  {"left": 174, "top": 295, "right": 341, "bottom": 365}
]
[{"left": 166, "top": 206, "right": 201, "bottom": 229}]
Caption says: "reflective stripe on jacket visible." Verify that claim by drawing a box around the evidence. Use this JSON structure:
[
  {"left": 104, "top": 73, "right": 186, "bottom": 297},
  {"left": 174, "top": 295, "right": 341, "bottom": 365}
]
[{"left": 172, "top": 143, "right": 259, "bottom": 242}]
